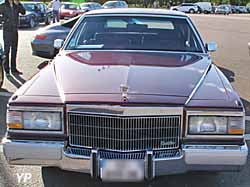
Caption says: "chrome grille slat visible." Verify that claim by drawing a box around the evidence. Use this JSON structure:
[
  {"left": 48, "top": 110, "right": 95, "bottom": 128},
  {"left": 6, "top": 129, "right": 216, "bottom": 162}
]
[
  {"left": 65, "top": 147, "right": 181, "bottom": 160},
  {"left": 68, "top": 113, "right": 181, "bottom": 151}
]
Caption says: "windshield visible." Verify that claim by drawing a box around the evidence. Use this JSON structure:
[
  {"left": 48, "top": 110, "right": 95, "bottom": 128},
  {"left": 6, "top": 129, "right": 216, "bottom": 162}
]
[
  {"left": 65, "top": 16, "right": 203, "bottom": 53},
  {"left": 23, "top": 3, "right": 37, "bottom": 11}
]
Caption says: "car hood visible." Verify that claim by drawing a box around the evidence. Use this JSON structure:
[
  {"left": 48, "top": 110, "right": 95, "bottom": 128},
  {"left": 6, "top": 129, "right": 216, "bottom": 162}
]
[
  {"left": 51, "top": 51, "right": 210, "bottom": 104},
  {"left": 10, "top": 51, "right": 242, "bottom": 108},
  {"left": 35, "top": 23, "right": 70, "bottom": 35}
]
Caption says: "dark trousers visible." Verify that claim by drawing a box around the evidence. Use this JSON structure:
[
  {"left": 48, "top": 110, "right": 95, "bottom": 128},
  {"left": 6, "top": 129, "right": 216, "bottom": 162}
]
[
  {"left": 53, "top": 10, "right": 60, "bottom": 23},
  {"left": 3, "top": 29, "right": 18, "bottom": 73}
]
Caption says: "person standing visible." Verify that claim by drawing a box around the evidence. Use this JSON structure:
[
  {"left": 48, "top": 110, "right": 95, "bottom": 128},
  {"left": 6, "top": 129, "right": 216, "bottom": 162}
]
[
  {"left": 51, "top": 0, "right": 61, "bottom": 23},
  {"left": 0, "top": 0, "right": 26, "bottom": 75},
  {"left": 153, "top": 0, "right": 159, "bottom": 8}
]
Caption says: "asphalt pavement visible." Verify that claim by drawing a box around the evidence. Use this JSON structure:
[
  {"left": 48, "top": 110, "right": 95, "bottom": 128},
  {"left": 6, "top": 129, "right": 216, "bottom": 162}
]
[{"left": 0, "top": 14, "right": 250, "bottom": 187}]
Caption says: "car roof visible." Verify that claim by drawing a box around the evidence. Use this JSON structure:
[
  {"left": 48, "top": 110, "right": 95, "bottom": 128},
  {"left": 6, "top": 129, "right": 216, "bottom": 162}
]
[{"left": 85, "top": 8, "right": 186, "bottom": 17}]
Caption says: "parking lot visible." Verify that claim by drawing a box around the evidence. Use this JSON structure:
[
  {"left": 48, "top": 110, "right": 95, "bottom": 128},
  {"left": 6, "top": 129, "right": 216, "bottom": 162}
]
[{"left": 0, "top": 14, "right": 250, "bottom": 187}]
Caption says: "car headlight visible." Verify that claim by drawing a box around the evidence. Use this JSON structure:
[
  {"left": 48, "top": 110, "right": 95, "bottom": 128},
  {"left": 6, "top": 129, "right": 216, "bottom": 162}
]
[
  {"left": 189, "top": 116, "right": 244, "bottom": 135},
  {"left": 7, "top": 110, "right": 62, "bottom": 131}
]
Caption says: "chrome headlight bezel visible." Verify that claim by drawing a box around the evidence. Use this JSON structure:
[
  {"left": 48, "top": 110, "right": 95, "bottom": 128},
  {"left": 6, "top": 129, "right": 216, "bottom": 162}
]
[
  {"left": 186, "top": 110, "right": 245, "bottom": 138},
  {"left": 7, "top": 106, "right": 64, "bottom": 134}
]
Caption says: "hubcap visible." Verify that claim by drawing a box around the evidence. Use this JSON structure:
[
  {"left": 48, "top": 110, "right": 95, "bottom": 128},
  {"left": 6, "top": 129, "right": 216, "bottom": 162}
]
[{"left": 30, "top": 19, "right": 35, "bottom": 28}]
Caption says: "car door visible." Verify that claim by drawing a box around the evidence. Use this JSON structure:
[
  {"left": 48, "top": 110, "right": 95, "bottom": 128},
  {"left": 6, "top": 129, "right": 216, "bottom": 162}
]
[
  {"left": 178, "top": 4, "right": 187, "bottom": 12},
  {"left": 35, "top": 4, "right": 44, "bottom": 22}
]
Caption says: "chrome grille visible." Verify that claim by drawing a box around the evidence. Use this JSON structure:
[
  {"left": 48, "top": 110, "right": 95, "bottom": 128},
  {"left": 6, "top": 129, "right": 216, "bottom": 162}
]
[{"left": 68, "top": 113, "right": 181, "bottom": 151}]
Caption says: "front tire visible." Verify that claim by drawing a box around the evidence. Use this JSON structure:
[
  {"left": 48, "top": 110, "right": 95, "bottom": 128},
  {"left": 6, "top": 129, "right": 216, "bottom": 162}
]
[
  {"left": 189, "top": 9, "right": 195, "bottom": 13},
  {"left": 45, "top": 16, "right": 52, "bottom": 25}
]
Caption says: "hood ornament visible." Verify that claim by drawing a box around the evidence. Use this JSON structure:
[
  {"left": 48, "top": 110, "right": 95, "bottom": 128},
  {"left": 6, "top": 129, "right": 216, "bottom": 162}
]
[{"left": 120, "top": 84, "right": 129, "bottom": 102}]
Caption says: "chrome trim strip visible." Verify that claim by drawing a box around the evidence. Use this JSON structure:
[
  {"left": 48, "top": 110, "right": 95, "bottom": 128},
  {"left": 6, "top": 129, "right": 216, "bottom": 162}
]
[
  {"left": 8, "top": 106, "right": 63, "bottom": 112},
  {"left": 67, "top": 105, "right": 183, "bottom": 116},
  {"left": 186, "top": 17, "right": 206, "bottom": 53},
  {"left": 184, "top": 63, "right": 211, "bottom": 105},
  {"left": 185, "top": 110, "right": 245, "bottom": 139}
]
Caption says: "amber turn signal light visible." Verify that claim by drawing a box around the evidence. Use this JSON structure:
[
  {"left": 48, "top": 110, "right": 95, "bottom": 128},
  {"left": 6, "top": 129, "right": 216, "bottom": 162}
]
[
  {"left": 7, "top": 123, "right": 23, "bottom": 129},
  {"left": 228, "top": 128, "right": 244, "bottom": 135}
]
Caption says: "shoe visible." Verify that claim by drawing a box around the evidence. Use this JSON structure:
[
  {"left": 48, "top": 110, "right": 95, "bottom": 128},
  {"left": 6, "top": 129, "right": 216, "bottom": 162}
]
[{"left": 11, "top": 69, "right": 23, "bottom": 75}]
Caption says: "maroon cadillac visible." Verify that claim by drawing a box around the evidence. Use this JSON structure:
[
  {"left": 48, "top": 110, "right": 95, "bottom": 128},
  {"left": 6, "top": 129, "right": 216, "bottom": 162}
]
[{"left": 2, "top": 9, "right": 248, "bottom": 181}]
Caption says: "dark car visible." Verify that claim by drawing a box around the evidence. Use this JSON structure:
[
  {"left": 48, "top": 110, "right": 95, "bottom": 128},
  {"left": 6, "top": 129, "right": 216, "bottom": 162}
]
[
  {"left": 0, "top": 0, "right": 3, "bottom": 23},
  {"left": 247, "top": 6, "right": 250, "bottom": 13},
  {"left": 102, "top": 1, "right": 128, "bottom": 9},
  {"left": 19, "top": 2, "right": 53, "bottom": 28},
  {"left": 3, "top": 9, "right": 248, "bottom": 182},
  {"left": 0, "top": 42, "right": 3, "bottom": 88},
  {"left": 236, "top": 6, "right": 248, "bottom": 13},
  {"left": 31, "top": 16, "right": 79, "bottom": 58},
  {"left": 80, "top": 2, "right": 102, "bottom": 12}
]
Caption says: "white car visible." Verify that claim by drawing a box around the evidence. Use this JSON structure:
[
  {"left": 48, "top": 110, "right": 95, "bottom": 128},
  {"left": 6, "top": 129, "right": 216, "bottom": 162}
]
[
  {"left": 195, "top": 2, "right": 212, "bottom": 13},
  {"left": 171, "top": 3, "right": 198, "bottom": 13}
]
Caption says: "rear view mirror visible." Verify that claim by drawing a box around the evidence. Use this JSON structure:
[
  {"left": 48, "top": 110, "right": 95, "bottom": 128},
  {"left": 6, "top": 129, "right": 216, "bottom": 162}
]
[
  {"left": 54, "top": 39, "right": 64, "bottom": 49},
  {"left": 206, "top": 42, "right": 217, "bottom": 52}
]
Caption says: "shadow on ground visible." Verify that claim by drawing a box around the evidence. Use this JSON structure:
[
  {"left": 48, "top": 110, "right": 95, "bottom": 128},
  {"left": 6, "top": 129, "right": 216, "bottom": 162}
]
[
  {"left": 218, "top": 66, "right": 235, "bottom": 83},
  {"left": 0, "top": 88, "right": 10, "bottom": 93},
  {"left": 0, "top": 95, "right": 9, "bottom": 137},
  {"left": 37, "top": 61, "right": 49, "bottom": 70},
  {"left": 6, "top": 75, "right": 22, "bottom": 89},
  {"left": 241, "top": 98, "right": 250, "bottom": 116}
]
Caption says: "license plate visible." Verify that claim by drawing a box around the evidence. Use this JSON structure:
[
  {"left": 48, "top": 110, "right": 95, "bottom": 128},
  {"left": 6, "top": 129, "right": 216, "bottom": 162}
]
[
  {"left": 100, "top": 159, "right": 144, "bottom": 182},
  {"left": 64, "top": 17, "right": 71, "bottom": 20}
]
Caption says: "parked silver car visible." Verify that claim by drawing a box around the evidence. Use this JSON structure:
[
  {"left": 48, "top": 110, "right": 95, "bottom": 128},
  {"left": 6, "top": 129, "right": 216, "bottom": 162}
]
[
  {"left": 215, "top": 5, "right": 230, "bottom": 15},
  {"left": 171, "top": 3, "right": 198, "bottom": 13},
  {"left": 31, "top": 16, "right": 79, "bottom": 58},
  {"left": 102, "top": 1, "right": 128, "bottom": 9}
]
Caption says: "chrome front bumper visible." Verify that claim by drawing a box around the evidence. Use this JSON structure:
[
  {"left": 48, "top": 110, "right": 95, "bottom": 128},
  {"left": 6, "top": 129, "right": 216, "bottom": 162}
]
[{"left": 2, "top": 138, "right": 248, "bottom": 179}]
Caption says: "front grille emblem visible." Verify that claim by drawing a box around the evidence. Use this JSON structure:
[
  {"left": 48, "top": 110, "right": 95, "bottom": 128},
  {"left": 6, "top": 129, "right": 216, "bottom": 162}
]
[{"left": 120, "top": 84, "right": 129, "bottom": 102}]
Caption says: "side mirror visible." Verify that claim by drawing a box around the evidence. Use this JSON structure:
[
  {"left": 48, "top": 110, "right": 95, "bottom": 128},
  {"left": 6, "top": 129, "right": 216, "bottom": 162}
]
[
  {"left": 206, "top": 42, "right": 217, "bottom": 52},
  {"left": 248, "top": 42, "right": 250, "bottom": 56},
  {"left": 54, "top": 39, "right": 64, "bottom": 49}
]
